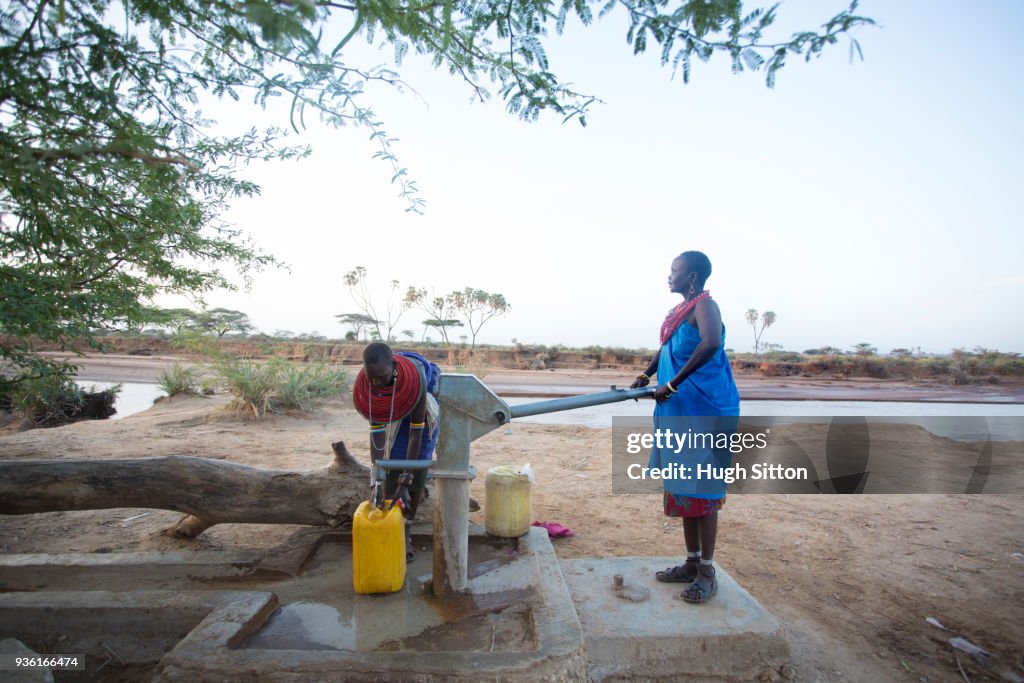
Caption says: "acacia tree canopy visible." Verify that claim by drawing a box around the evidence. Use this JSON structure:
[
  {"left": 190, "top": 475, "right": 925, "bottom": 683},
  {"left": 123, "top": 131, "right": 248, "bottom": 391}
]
[
  {"left": 0, "top": 0, "right": 872, "bottom": 381},
  {"left": 450, "top": 288, "right": 510, "bottom": 350},
  {"left": 193, "top": 308, "right": 255, "bottom": 338},
  {"left": 335, "top": 313, "right": 380, "bottom": 341}
]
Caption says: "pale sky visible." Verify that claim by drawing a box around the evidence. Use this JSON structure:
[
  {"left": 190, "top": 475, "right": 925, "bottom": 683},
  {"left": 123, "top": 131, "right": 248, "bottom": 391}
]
[{"left": 168, "top": 0, "right": 1024, "bottom": 354}]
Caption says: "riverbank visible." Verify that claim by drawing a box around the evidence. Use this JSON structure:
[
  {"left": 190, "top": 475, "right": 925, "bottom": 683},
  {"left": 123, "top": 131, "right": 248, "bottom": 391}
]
[
  {"left": 53, "top": 352, "right": 1024, "bottom": 403},
  {"left": 1, "top": 394, "right": 1022, "bottom": 681}
]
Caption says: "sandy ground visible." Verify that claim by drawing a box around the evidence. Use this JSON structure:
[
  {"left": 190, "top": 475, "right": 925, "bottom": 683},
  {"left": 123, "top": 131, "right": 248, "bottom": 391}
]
[{"left": 1, "top": 359, "right": 1023, "bottom": 681}]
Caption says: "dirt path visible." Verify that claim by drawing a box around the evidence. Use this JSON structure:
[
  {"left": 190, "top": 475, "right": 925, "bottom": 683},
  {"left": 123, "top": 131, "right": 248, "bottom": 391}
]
[{"left": 1, "top": 396, "right": 1022, "bottom": 681}]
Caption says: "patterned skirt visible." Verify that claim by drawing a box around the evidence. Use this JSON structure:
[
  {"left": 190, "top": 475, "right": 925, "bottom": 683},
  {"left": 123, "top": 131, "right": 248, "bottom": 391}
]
[{"left": 663, "top": 493, "right": 725, "bottom": 518}]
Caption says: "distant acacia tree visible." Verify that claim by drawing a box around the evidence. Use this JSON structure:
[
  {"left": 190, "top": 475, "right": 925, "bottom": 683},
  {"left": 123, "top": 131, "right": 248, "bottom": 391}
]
[
  {"left": 408, "top": 287, "right": 509, "bottom": 348},
  {"left": 158, "top": 309, "right": 204, "bottom": 335},
  {"left": 422, "top": 318, "right": 464, "bottom": 346},
  {"left": 745, "top": 309, "right": 777, "bottom": 355},
  {"left": 144, "top": 306, "right": 252, "bottom": 338},
  {"left": 343, "top": 267, "right": 411, "bottom": 343},
  {"left": 194, "top": 308, "right": 254, "bottom": 338},
  {"left": 407, "top": 289, "right": 461, "bottom": 346},
  {"left": 126, "top": 306, "right": 251, "bottom": 337},
  {"left": 335, "top": 313, "right": 379, "bottom": 342},
  {"left": 852, "top": 342, "right": 877, "bottom": 356},
  {"left": 117, "top": 306, "right": 193, "bottom": 336},
  {"left": 449, "top": 288, "right": 510, "bottom": 350},
  {"left": 804, "top": 346, "right": 843, "bottom": 356}
]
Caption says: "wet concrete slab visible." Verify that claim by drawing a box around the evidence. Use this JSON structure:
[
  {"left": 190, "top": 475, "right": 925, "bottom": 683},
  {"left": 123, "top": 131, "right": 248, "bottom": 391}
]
[
  {"left": 154, "top": 527, "right": 586, "bottom": 681},
  {"left": 561, "top": 557, "right": 789, "bottom": 682},
  {"left": 237, "top": 531, "right": 536, "bottom": 653}
]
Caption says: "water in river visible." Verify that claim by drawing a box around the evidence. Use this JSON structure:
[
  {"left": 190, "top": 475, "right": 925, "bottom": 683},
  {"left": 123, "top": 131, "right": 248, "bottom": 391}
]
[
  {"left": 504, "top": 397, "right": 1024, "bottom": 440},
  {"left": 80, "top": 381, "right": 164, "bottom": 420},
  {"left": 85, "top": 381, "right": 1023, "bottom": 440}
]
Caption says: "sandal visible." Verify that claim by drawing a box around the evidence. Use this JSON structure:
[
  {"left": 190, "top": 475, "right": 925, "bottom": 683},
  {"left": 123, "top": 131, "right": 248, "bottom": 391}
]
[
  {"left": 681, "top": 565, "right": 718, "bottom": 603},
  {"left": 655, "top": 558, "right": 700, "bottom": 583}
]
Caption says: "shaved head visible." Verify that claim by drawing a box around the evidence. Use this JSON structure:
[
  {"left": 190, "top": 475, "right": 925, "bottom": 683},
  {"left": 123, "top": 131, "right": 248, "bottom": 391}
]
[
  {"left": 679, "top": 251, "right": 712, "bottom": 287},
  {"left": 363, "top": 342, "right": 393, "bottom": 365}
]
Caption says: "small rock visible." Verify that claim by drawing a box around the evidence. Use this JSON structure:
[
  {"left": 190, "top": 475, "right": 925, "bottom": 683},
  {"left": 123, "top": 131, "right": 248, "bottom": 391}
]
[{"left": 612, "top": 574, "right": 650, "bottom": 602}]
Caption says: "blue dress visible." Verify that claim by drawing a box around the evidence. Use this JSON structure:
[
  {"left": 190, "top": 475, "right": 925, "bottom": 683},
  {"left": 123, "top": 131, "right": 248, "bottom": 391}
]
[
  {"left": 649, "top": 320, "right": 740, "bottom": 499},
  {"left": 389, "top": 351, "right": 440, "bottom": 460}
]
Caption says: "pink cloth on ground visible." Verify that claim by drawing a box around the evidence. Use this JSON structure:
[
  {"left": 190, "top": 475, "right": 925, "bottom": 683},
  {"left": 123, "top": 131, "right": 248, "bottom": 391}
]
[{"left": 532, "top": 521, "right": 574, "bottom": 538}]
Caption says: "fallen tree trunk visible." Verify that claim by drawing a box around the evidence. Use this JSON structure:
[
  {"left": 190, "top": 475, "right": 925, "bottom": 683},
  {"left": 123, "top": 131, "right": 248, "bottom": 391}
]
[{"left": 0, "top": 441, "right": 369, "bottom": 538}]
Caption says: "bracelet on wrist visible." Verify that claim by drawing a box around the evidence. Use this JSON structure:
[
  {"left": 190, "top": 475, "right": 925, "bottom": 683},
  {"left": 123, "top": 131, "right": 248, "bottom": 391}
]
[
  {"left": 637, "top": 373, "right": 649, "bottom": 381},
  {"left": 666, "top": 381, "right": 678, "bottom": 394}
]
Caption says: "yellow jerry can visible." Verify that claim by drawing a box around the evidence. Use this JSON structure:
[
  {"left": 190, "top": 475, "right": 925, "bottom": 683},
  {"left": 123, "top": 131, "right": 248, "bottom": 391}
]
[
  {"left": 352, "top": 500, "right": 407, "bottom": 594},
  {"left": 484, "top": 464, "right": 534, "bottom": 538}
]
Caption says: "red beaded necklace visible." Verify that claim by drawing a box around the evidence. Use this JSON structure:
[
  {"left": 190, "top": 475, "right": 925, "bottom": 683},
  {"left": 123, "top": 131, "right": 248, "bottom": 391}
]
[
  {"left": 352, "top": 354, "right": 423, "bottom": 423},
  {"left": 659, "top": 291, "right": 710, "bottom": 345}
]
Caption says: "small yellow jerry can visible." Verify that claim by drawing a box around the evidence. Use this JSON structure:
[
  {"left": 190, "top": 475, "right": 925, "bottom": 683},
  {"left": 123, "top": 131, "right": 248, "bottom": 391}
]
[
  {"left": 352, "top": 500, "right": 406, "bottom": 594},
  {"left": 485, "top": 464, "right": 533, "bottom": 538}
]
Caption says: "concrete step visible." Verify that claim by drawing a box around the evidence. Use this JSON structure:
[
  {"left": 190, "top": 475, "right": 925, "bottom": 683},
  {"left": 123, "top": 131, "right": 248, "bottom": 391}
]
[{"left": 561, "top": 557, "right": 790, "bottom": 682}]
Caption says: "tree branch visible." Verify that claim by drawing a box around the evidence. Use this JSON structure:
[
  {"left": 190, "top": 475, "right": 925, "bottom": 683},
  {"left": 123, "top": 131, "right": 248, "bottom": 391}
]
[
  {"left": 7, "top": 0, "right": 51, "bottom": 60},
  {"left": 25, "top": 145, "right": 198, "bottom": 170}
]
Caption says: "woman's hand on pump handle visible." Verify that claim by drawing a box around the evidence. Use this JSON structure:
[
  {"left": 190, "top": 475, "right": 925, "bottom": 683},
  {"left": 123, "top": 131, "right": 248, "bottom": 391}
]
[
  {"left": 653, "top": 383, "right": 677, "bottom": 403},
  {"left": 630, "top": 373, "right": 651, "bottom": 390}
]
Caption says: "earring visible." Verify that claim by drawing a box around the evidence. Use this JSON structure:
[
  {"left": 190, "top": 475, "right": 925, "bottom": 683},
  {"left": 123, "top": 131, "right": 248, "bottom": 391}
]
[{"left": 688, "top": 281, "right": 695, "bottom": 296}]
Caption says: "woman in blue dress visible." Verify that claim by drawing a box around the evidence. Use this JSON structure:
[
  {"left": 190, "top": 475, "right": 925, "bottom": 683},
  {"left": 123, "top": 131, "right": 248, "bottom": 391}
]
[{"left": 631, "top": 251, "right": 740, "bottom": 603}]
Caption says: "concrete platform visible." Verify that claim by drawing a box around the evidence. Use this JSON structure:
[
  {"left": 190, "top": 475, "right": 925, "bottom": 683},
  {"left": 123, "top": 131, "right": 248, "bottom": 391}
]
[
  {"left": 0, "top": 529, "right": 789, "bottom": 682},
  {"left": 154, "top": 527, "right": 585, "bottom": 682},
  {"left": 561, "top": 557, "right": 789, "bottom": 682},
  {"left": 0, "top": 528, "right": 585, "bottom": 681},
  {"left": 0, "top": 529, "right": 323, "bottom": 592},
  {"left": 0, "top": 551, "right": 265, "bottom": 591}
]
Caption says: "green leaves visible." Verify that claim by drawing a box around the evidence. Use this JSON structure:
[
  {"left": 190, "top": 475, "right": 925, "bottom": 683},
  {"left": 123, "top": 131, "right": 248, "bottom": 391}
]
[
  {"left": 0, "top": 0, "right": 290, "bottom": 378},
  {"left": 619, "top": 0, "right": 873, "bottom": 87},
  {"left": 0, "top": 0, "right": 872, "bottom": 379}
]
